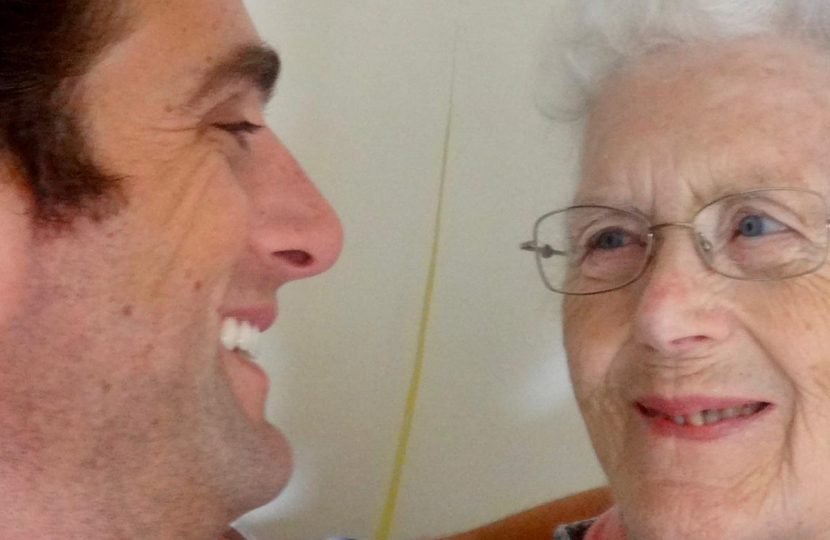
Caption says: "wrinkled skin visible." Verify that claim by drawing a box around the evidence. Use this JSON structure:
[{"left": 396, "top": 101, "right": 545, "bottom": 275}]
[
  {"left": 0, "top": 0, "right": 342, "bottom": 538},
  {"left": 564, "top": 37, "right": 830, "bottom": 540}
]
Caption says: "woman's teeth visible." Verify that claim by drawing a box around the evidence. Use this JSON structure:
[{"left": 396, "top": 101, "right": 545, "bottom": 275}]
[
  {"left": 220, "top": 318, "right": 262, "bottom": 358},
  {"left": 646, "top": 402, "right": 768, "bottom": 427}
]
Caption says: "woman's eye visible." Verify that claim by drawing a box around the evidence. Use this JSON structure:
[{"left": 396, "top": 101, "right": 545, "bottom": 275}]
[
  {"left": 736, "top": 214, "right": 787, "bottom": 238},
  {"left": 213, "top": 121, "right": 264, "bottom": 149},
  {"left": 588, "top": 228, "right": 631, "bottom": 250}
]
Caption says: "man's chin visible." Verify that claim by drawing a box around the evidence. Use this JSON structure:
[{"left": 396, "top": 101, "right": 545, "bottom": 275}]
[
  {"left": 215, "top": 349, "right": 293, "bottom": 511},
  {"left": 258, "top": 425, "right": 294, "bottom": 500},
  {"left": 226, "top": 421, "right": 294, "bottom": 516}
]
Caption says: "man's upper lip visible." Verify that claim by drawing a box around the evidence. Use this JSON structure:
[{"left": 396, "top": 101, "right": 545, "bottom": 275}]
[
  {"left": 219, "top": 305, "right": 276, "bottom": 331},
  {"left": 636, "top": 395, "right": 772, "bottom": 416}
]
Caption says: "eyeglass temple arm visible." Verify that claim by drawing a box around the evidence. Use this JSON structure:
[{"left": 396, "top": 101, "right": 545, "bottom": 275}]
[{"left": 520, "top": 241, "right": 566, "bottom": 258}]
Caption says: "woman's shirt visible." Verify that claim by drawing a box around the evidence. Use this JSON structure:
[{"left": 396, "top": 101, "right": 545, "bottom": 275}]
[{"left": 554, "top": 508, "right": 625, "bottom": 540}]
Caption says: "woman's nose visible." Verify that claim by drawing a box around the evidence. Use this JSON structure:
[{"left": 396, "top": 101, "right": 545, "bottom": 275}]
[
  {"left": 632, "top": 233, "right": 734, "bottom": 357},
  {"left": 245, "top": 134, "right": 344, "bottom": 282}
]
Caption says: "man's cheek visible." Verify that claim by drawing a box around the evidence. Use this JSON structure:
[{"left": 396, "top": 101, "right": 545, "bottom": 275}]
[
  {"left": 0, "top": 229, "right": 30, "bottom": 331},
  {"left": 0, "top": 164, "right": 32, "bottom": 330},
  {"left": 133, "top": 163, "right": 246, "bottom": 271}
]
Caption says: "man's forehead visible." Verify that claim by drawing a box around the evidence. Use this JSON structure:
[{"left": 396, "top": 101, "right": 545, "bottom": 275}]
[
  {"left": 81, "top": 0, "right": 279, "bottom": 116},
  {"left": 185, "top": 44, "right": 281, "bottom": 111},
  {"left": 128, "top": 0, "right": 274, "bottom": 97}
]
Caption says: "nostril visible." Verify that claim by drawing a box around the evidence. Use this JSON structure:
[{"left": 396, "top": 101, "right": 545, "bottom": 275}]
[
  {"left": 276, "top": 250, "right": 313, "bottom": 268},
  {"left": 669, "top": 335, "right": 709, "bottom": 349}
]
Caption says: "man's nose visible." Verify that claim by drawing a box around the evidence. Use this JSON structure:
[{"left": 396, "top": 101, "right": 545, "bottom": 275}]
[
  {"left": 631, "top": 230, "right": 734, "bottom": 358},
  {"left": 245, "top": 133, "right": 344, "bottom": 282}
]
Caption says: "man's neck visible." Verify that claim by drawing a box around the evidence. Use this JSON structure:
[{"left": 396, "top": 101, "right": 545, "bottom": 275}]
[
  {"left": 222, "top": 529, "right": 249, "bottom": 540},
  {"left": 0, "top": 477, "right": 230, "bottom": 540}
]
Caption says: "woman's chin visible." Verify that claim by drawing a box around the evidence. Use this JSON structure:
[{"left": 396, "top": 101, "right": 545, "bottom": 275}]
[
  {"left": 616, "top": 484, "right": 782, "bottom": 540},
  {"left": 621, "top": 500, "right": 743, "bottom": 540}
]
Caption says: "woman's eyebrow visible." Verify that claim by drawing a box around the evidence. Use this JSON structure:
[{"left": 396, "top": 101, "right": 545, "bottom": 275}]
[{"left": 185, "top": 43, "right": 281, "bottom": 110}]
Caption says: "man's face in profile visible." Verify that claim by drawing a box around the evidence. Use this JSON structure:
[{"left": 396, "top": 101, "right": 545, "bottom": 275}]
[{"left": 0, "top": 0, "right": 342, "bottom": 527}]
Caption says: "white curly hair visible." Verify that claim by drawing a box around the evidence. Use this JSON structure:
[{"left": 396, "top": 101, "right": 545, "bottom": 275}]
[{"left": 542, "top": 0, "right": 830, "bottom": 117}]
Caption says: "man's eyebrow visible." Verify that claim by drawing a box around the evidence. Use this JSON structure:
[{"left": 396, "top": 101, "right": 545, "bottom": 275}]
[{"left": 187, "top": 44, "right": 281, "bottom": 109}]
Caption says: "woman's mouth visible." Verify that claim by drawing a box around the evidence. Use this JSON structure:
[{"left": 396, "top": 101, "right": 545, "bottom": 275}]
[
  {"left": 637, "top": 401, "right": 770, "bottom": 427},
  {"left": 635, "top": 396, "right": 773, "bottom": 440}
]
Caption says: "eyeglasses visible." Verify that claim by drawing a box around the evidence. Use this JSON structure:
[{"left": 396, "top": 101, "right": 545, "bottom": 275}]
[{"left": 520, "top": 188, "right": 830, "bottom": 295}]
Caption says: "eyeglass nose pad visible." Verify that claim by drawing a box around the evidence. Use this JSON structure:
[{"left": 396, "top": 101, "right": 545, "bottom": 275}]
[{"left": 696, "top": 232, "right": 715, "bottom": 263}]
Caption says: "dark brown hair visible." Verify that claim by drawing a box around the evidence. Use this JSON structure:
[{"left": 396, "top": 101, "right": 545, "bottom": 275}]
[{"left": 0, "top": 0, "right": 131, "bottom": 225}]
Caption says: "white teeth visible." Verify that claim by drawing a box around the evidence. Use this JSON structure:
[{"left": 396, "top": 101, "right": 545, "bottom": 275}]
[
  {"left": 657, "top": 403, "right": 766, "bottom": 427},
  {"left": 703, "top": 409, "right": 721, "bottom": 424},
  {"left": 220, "top": 317, "right": 262, "bottom": 358},
  {"left": 688, "top": 411, "right": 705, "bottom": 427},
  {"left": 722, "top": 407, "right": 740, "bottom": 419},
  {"left": 220, "top": 318, "right": 239, "bottom": 350},
  {"left": 238, "top": 321, "right": 254, "bottom": 350}
]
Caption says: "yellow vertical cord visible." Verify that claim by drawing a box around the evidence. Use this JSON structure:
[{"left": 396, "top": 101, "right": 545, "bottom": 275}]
[{"left": 373, "top": 14, "right": 460, "bottom": 540}]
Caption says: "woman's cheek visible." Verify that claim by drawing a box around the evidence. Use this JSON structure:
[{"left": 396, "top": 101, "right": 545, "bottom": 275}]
[
  {"left": 735, "top": 277, "right": 830, "bottom": 467},
  {"left": 564, "top": 294, "right": 633, "bottom": 444},
  {"left": 564, "top": 293, "right": 633, "bottom": 379},
  {"left": 739, "top": 277, "right": 830, "bottom": 392}
]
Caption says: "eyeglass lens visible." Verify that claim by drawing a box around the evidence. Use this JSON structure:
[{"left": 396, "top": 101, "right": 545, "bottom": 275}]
[{"left": 534, "top": 190, "right": 829, "bottom": 295}]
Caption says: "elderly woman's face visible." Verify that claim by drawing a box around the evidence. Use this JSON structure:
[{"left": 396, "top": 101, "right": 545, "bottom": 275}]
[{"left": 564, "top": 38, "right": 830, "bottom": 540}]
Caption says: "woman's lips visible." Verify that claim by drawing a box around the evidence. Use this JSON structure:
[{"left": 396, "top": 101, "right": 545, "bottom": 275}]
[{"left": 635, "top": 395, "right": 774, "bottom": 440}]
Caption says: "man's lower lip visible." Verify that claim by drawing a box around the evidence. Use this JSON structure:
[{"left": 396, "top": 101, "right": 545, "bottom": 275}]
[
  {"left": 637, "top": 404, "right": 773, "bottom": 441},
  {"left": 223, "top": 348, "right": 270, "bottom": 384}
]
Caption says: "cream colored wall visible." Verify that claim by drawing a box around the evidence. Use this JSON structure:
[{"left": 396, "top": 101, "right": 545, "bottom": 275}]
[{"left": 235, "top": 2, "right": 606, "bottom": 540}]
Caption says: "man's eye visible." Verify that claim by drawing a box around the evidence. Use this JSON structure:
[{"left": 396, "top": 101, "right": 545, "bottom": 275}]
[{"left": 213, "top": 121, "right": 264, "bottom": 149}]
